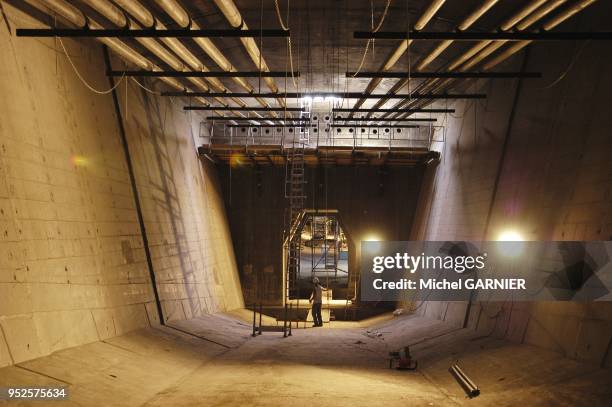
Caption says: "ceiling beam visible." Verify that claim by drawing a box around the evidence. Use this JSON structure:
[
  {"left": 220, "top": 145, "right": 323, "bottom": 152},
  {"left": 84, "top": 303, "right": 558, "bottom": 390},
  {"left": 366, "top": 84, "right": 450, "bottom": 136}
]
[
  {"left": 331, "top": 125, "right": 421, "bottom": 128},
  {"left": 333, "top": 108, "right": 454, "bottom": 113},
  {"left": 185, "top": 107, "right": 304, "bottom": 112},
  {"left": 332, "top": 117, "right": 436, "bottom": 122},
  {"left": 207, "top": 116, "right": 310, "bottom": 121},
  {"left": 353, "top": 31, "right": 612, "bottom": 41},
  {"left": 162, "top": 91, "right": 485, "bottom": 99},
  {"left": 346, "top": 72, "right": 541, "bottom": 78},
  {"left": 16, "top": 28, "right": 290, "bottom": 38},
  {"left": 108, "top": 71, "right": 299, "bottom": 78},
  {"left": 226, "top": 124, "right": 309, "bottom": 128}
]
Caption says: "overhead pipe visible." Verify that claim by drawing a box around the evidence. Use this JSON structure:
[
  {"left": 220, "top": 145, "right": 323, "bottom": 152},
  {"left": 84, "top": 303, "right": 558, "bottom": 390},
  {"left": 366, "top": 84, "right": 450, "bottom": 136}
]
[
  {"left": 484, "top": 0, "right": 597, "bottom": 70},
  {"left": 516, "top": 0, "right": 567, "bottom": 30},
  {"left": 88, "top": 0, "right": 232, "bottom": 99},
  {"left": 32, "top": 0, "right": 243, "bottom": 117},
  {"left": 148, "top": 0, "right": 270, "bottom": 110},
  {"left": 81, "top": 0, "right": 246, "bottom": 108},
  {"left": 35, "top": 0, "right": 148, "bottom": 70},
  {"left": 350, "top": 0, "right": 447, "bottom": 114},
  {"left": 214, "top": 0, "right": 286, "bottom": 110},
  {"left": 80, "top": 0, "right": 212, "bottom": 99},
  {"left": 367, "top": 0, "right": 498, "bottom": 114},
  {"left": 417, "top": 0, "right": 498, "bottom": 70},
  {"left": 390, "top": 0, "right": 574, "bottom": 116},
  {"left": 82, "top": 0, "right": 184, "bottom": 71},
  {"left": 458, "top": 0, "right": 569, "bottom": 71},
  {"left": 395, "top": 0, "right": 596, "bottom": 119},
  {"left": 87, "top": 0, "right": 259, "bottom": 111}
]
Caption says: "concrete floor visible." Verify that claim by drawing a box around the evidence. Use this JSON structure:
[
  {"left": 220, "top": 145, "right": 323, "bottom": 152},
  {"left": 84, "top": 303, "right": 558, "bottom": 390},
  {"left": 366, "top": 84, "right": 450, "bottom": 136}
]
[{"left": 1, "top": 312, "right": 610, "bottom": 406}]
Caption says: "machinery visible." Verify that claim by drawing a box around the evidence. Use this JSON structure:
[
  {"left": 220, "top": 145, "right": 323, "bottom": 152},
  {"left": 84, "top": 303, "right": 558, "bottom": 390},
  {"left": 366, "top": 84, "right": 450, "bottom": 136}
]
[{"left": 388, "top": 346, "right": 418, "bottom": 370}]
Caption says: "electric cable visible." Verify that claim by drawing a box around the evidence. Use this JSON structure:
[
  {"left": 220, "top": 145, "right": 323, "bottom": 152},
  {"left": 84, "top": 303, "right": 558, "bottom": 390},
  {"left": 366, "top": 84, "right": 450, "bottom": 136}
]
[
  {"left": 58, "top": 37, "right": 125, "bottom": 94},
  {"left": 352, "top": 0, "right": 392, "bottom": 77}
]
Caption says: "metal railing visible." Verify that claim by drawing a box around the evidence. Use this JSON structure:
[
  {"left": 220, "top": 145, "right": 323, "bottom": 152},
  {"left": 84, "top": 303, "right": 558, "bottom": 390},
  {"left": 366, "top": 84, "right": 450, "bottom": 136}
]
[{"left": 202, "top": 122, "right": 445, "bottom": 151}]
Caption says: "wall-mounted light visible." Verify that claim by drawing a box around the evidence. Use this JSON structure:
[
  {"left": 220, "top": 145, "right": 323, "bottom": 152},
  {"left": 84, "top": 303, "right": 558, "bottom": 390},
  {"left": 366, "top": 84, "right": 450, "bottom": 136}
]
[
  {"left": 496, "top": 229, "right": 525, "bottom": 258},
  {"left": 363, "top": 233, "right": 382, "bottom": 242}
]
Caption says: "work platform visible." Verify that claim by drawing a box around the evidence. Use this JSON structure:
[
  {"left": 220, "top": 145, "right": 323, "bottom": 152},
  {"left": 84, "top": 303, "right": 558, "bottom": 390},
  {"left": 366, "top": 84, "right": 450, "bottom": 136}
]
[
  {"left": 198, "top": 144, "right": 440, "bottom": 166},
  {"left": 198, "top": 121, "right": 443, "bottom": 167}
]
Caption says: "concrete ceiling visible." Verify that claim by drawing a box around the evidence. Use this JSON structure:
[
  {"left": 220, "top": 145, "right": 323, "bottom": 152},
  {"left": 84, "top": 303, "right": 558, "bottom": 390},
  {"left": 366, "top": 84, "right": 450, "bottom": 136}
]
[{"left": 11, "top": 0, "right": 611, "bottom": 116}]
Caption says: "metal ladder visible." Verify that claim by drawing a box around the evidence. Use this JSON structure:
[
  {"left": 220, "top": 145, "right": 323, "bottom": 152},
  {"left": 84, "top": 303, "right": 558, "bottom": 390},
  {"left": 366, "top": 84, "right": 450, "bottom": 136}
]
[{"left": 284, "top": 119, "right": 309, "bottom": 302}]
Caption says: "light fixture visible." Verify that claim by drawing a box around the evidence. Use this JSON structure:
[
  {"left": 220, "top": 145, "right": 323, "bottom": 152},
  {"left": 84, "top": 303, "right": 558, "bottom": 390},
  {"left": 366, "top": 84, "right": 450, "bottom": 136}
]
[{"left": 496, "top": 229, "right": 525, "bottom": 258}]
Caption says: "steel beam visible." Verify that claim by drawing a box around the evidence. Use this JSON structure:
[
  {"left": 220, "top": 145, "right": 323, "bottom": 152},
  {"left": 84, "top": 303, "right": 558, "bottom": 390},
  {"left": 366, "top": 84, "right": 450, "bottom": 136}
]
[
  {"left": 17, "top": 28, "right": 290, "bottom": 38},
  {"left": 354, "top": 31, "right": 612, "bottom": 41},
  {"left": 185, "top": 106, "right": 304, "bottom": 112},
  {"left": 346, "top": 72, "right": 541, "bottom": 78},
  {"left": 332, "top": 117, "right": 436, "bottom": 122},
  {"left": 162, "top": 91, "right": 485, "bottom": 99},
  {"left": 333, "top": 108, "right": 454, "bottom": 113},
  {"left": 108, "top": 70, "right": 299, "bottom": 78},
  {"left": 207, "top": 116, "right": 311, "bottom": 121}
]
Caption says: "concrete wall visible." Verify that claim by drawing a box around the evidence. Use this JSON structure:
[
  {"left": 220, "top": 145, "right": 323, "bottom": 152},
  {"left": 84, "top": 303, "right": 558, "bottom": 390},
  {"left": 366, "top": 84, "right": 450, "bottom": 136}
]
[
  {"left": 219, "top": 165, "right": 424, "bottom": 304},
  {"left": 0, "top": 5, "right": 241, "bottom": 367},
  {"left": 412, "top": 21, "right": 612, "bottom": 367}
]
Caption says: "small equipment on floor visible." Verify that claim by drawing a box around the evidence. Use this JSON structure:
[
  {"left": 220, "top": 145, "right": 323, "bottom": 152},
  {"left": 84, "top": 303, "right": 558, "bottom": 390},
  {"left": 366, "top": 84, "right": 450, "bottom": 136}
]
[
  {"left": 449, "top": 362, "right": 480, "bottom": 398},
  {"left": 388, "top": 346, "right": 418, "bottom": 370}
]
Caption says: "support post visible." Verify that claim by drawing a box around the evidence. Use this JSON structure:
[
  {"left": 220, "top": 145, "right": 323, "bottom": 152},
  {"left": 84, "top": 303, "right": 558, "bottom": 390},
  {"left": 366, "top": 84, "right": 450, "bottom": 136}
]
[
  {"left": 289, "top": 303, "right": 293, "bottom": 336},
  {"left": 283, "top": 303, "right": 288, "bottom": 338},
  {"left": 252, "top": 304, "right": 257, "bottom": 337},
  {"left": 103, "top": 46, "right": 164, "bottom": 326},
  {"left": 258, "top": 303, "right": 263, "bottom": 335}
]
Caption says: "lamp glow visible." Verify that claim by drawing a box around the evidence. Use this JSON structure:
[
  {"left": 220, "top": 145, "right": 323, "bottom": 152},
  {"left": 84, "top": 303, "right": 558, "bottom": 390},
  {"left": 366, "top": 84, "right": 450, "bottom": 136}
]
[
  {"left": 497, "top": 230, "right": 524, "bottom": 241},
  {"left": 496, "top": 229, "right": 525, "bottom": 257}
]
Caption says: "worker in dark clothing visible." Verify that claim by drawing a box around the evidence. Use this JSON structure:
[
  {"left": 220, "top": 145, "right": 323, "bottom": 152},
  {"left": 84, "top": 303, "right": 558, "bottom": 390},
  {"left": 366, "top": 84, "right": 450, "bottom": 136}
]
[{"left": 309, "top": 277, "right": 326, "bottom": 327}]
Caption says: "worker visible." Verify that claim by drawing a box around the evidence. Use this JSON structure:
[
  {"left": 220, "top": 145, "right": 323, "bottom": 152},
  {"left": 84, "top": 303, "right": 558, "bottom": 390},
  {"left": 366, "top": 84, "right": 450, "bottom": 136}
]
[{"left": 309, "top": 277, "right": 327, "bottom": 327}]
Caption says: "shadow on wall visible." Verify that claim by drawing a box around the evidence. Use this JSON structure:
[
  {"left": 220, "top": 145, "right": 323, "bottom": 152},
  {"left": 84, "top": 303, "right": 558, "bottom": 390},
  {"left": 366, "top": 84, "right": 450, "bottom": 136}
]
[
  {"left": 410, "top": 37, "right": 612, "bottom": 367},
  {"left": 124, "top": 84, "right": 229, "bottom": 322}
]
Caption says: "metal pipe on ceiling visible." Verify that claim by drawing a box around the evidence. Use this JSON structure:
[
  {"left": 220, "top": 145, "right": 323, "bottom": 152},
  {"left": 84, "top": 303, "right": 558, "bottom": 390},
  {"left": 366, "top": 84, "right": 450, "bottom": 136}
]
[
  {"left": 149, "top": 0, "right": 271, "bottom": 109},
  {"left": 483, "top": 0, "right": 598, "bottom": 70},
  {"left": 108, "top": 3, "right": 266, "bottom": 115},
  {"left": 349, "top": 0, "right": 447, "bottom": 113},
  {"left": 417, "top": 0, "right": 499, "bottom": 71},
  {"left": 36, "top": 0, "right": 147, "bottom": 70},
  {"left": 80, "top": 0, "right": 227, "bottom": 106},
  {"left": 500, "top": 0, "right": 547, "bottom": 31},
  {"left": 213, "top": 0, "right": 284, "bottom": 102},
  {"left": 32, "top": 0, "right": 243, "bottom": 117},
  {"left": 516, "top": 0, "right": 568, "bottom": 30},
  {"left": 365, "top": 0, "right": 498, "bottom": 116},
  {"left": 445, "top": 0, "right": 550, "bottom": 72},
  {"left": 389, "top": 0, "right": 580, "bottom": 117},
  {"left": 83, "top": 0, "right": 249, "bottom": 109}
]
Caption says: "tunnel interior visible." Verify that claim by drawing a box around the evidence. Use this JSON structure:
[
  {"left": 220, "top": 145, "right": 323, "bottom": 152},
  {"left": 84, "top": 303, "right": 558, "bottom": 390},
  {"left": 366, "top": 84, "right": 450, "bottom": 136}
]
[{"left": 1, "top": 0, "right": 612, "bottom": 406}]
